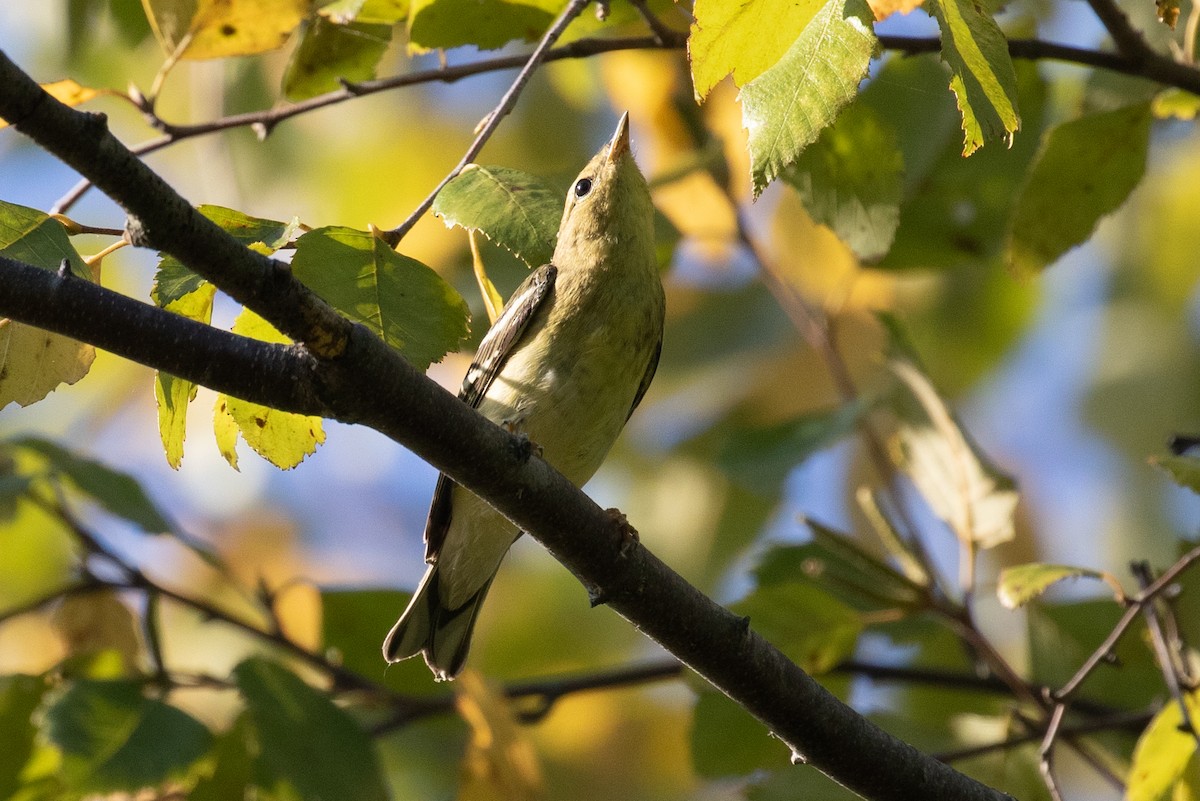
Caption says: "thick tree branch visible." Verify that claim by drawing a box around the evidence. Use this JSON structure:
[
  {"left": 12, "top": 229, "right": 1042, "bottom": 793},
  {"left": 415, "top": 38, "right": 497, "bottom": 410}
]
[{"left": 0, "top": 74, "right": 1012, "bottom": 801}]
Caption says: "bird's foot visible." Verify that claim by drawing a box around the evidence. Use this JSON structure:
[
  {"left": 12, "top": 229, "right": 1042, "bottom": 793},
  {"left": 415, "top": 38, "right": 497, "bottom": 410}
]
[
  {"left": 501, "top": 418, "right": 542, "bottom": 463},
  {"left": 606, "top": 508, "right": 639, "bottom": 558}
]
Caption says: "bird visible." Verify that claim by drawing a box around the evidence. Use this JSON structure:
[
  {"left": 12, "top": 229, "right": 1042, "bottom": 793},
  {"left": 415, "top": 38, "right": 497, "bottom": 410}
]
[{"left": 383, "top": 113, "right": 665, "bottom": 680}]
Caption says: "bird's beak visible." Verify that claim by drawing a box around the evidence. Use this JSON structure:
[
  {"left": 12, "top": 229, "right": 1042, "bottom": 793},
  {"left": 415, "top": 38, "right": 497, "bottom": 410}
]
[{"left": 607, "top": 112, "right": 631, "bottom": 163}]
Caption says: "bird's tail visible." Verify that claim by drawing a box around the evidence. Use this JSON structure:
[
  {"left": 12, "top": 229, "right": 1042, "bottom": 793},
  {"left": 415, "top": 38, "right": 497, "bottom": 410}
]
[{"left": 382, "top": 564, "right": 492, "bottom": 681}]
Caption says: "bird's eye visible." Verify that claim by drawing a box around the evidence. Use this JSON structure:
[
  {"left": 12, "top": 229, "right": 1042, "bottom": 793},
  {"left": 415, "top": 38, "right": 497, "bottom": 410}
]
[{"left": 574, "top": 178, "right": 593, "bottom": 198}]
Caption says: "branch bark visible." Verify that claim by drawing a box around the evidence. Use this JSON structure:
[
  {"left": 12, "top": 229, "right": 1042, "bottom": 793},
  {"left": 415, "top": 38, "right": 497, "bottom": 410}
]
[{"left": 0, "top": 50, "right": 1013, "bottom": 801}]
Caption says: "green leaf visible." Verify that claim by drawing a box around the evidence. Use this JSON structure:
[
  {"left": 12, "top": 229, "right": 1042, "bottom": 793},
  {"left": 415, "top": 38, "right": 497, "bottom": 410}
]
[
  {"left": 153, "top": 283, "right": 216, "bottom": 470},
  {"left": 688, "top": 0, "right": 824, "bottom": 101},
  {"left": 782, "top": 101, "right": 903, "bottom": 262},
  {"left": 291, "top": 226, "right": 470, "bottom": 369},
  {"left": 433, "top": 165, "right": 562, "bottom": 268},
  {"left": 407, "top": 0, "right": 558, "bottom": 50},
  {"left": 741, "top": 0, "right": 877, "bottom": 196},
  {"left": 10, "top": 436, "right": 174, "bottom": 533},
  {"left": 320, "top": 587, "right": 447, "bottom": 693},
  {"left": 1152, "top": 453, "right": 1200, "bottom": 494},
  {"left": 321, "top": 0, "right": 409, "bottom": 23},
  {"left": 234, "top": 657, "right": 388, "bottom": 801},
  {"left": 1128, "top": 693, "right": 1200, "bottom": 801},
  {"left": 151, "top": 205, "right": 295, "bottom": 308},
  {"left": 732, "top": 582, "right": 862, "bottom": 673},
  {"left": 283, "top": 17, "right": 392, "bottom": 101},
  {"left": 884, "top": 330, "right": 1018, "bottom": 549},
  {"left": 216, "top": 309, "right": 326, "bottom": 470},
  {"left": 690, "top": 689, "right": 790, "bottom": 777},
  {"left": 754, "top": 528, "right": 925, "bottom": 613},
  {"left": 0, "top": 200, "right": 95, "bottom": 408},
  {"left": 1008, "top": 103, "right": 1151, "bottom": 274},
  {"left": 996, "top": 563, "right": 1106, "bottom": 609},
  {"left": 0, "top": 201, "right": 89, "bottom": 278},
  {"left": 715, "top": 398, "right": 871, "bottom": 493},
  {"left": 925, "top": 0, "right": 1020, "bottom": 155},
  {"left": 44, "top": 679, "right": 212, "bottom": 793},
  {"left": 191, "top": 716, "right": 256, "bottom": 801},
  {"left": 0, "top": 675, "right": 47, "bottom": 799}
]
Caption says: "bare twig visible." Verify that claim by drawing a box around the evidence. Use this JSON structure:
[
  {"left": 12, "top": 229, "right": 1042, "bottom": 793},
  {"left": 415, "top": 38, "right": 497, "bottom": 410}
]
[
  {"left": 379, "top": 0, "right": 594, "bottom": 246},
  {"left": 1085, "top": 0, "right": 1153, "bottom": 60},
  {"left": 628, "top": 0, "right": 678, "bottom": 45},
  {"left": 1132, "top": 561, "right": 1200, "bottom": 743}
]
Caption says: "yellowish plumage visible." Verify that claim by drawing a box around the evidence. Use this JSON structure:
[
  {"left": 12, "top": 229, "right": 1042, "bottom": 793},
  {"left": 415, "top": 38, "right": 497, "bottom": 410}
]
[{"left": 384, "top": 114, "right": 665, "bottom": 679}]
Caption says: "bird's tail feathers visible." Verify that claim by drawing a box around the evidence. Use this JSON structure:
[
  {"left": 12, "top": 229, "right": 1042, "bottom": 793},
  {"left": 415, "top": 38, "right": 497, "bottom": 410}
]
[{"left": 382, "top": 565, "right": 492, "bottom": 681}]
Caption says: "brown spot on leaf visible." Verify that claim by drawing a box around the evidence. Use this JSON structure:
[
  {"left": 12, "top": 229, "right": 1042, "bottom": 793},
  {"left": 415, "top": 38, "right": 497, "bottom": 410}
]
[
  {"left": 255, "top": 416, "right": 267, "bottom": 428},
  {"left": 221, "top": 24, "right": 237, "bottom": 36}
]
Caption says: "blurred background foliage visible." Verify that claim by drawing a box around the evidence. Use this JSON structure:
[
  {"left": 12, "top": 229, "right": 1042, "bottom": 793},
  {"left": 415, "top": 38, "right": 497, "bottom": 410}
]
[{"left": 2, "top": 0, "right": 1200, "bottom": 799}]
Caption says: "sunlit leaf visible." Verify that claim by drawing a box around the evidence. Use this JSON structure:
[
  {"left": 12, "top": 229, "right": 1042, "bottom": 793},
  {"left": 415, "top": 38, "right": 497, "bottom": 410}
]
[
  {"left": 283, "top": 17, "right": 392, "bottom": 101},
  {"left": 782, "top": 101, "right": 903, "bottom": 262},
  {"left": 0, "top": 80, "right": 98, "bottom": 130},
  {"left": 234, "top": 657, "right": 388, "bottom": 801},
  {"left": 143, "top": 0, "right": 308, "bottom": 59},
  {"left": 1128, "top": 692, "right": 1200, "bottom": 801},
  {"left": 1152, "top": 88, "right": 1200, "bottom": 120},
  {"left": 0, "top": 201, "right": 94, "bottom": 409},
  {"left": 44, "top": 679, "right": 211, "bottom": 793},
  {"left": 883, "top": 326, "right": 1018, "bottom": 549},
  {"left": 215, "top": 309, "right": 325, "bottom": 470},
  {"left": 320, "top": 0, "right": 409, "bottom": 23},
  {"left": 688, "top": 0, "right": 823, "bottom": 101},
  {"left": 433, "top": 165, "right": 562, "bottom": 268},
  {"left": 151, "top": 205, "right": 295, "bottom": 308},
  {"left": 154, "top": 283, "right": 214, "bottom": 469},
  {"left": 925, "top": 0, "right": 1020, "bottom": 155},
  {"left": 10, "top": 436, "right": 174, "bottom": 533},
  {"left": 996, "top": 563, "right": 1107, "bottom": 609},
  {"left": 1152, "top": 453, "right": 1200, "bottom": 494},
  {"left": 741, "top": 0, "right": 877, "bottom": 196},
  {"left": 290, "top": 226, "right": 470, "bottom": 369},
  {"left": 732, "top": 582, "right": 862, "bottom": 673},
  {"left": 455, "top": 671, "right": 545, "bottom": 801},
  {"left": 1008, "top": 103, "right": 1151, "bottom": 274},
  {"left": 407, "top": 0, "right": 559, "bottom": 51}
]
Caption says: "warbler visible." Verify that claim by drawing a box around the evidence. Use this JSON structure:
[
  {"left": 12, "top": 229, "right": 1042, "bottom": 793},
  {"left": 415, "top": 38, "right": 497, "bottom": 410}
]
[{"left": 383, "top": 113, "right": 665, "bottom": 680}]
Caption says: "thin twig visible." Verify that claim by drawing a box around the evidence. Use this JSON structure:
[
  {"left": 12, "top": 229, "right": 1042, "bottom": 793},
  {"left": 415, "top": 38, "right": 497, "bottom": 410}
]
[
  {"left": 1132, "top": 561, "right": 1200, "bottom": 743},
  {"left": 380, "top": 0, "right": 594, "bottom": 246},
  {"left": 628, "top": 0, "right": 678, "bottom": 45},
  {"left": 1085, "top": 0, "right": 1153, "bottom": 60}
]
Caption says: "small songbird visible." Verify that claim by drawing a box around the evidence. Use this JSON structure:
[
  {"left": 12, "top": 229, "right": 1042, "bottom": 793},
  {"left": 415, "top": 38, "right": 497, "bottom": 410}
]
[{"left": 383, "top": 113, "right": 665, "bottom": 680}]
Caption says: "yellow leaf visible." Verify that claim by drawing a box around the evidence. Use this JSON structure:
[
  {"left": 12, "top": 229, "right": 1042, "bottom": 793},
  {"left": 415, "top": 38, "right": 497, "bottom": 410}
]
[
  {"left": 0, "top": 319, "right": 95, "bottom": 410},
  {"left": 455, "top": 671, "right": 545, "bottom": 801},
  {"left": 154, "top": 283, "right": 215, "bottom": 469},
  {"left": 867, "top": 0, "right": 924, "bottom": 20},
  {"left": 0, "top": 80, "right": 99, "bottom": 131},
  {"left": 688, "top": 0, "right": 823, "bottom": 101},
  {"left": 213, "top": 308, "right": 325, "bottom": 470},
  {"left": 213, "top": 395, "right": 241, "bottom": 470},
  {"left": 1129, "top": 692, "right": 1200, "bottom": 801},
  {"left": 143, "top": 0, "right": 307, "bottom": 59},
  {"left": 52, "top": 590, "right": 143, "bottom": 671}
]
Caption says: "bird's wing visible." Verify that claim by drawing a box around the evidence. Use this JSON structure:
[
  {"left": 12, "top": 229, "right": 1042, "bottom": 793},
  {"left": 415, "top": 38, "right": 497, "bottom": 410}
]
[
  {"left": 423, "top": 263, "right": 558, "bottom": 563},
  {"left": 627, "top": 333, "right": 662, "bottom": 421}
]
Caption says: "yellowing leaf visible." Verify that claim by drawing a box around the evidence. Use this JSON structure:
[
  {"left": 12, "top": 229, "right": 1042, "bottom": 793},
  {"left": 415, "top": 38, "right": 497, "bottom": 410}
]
[
  {"left": 213, "top": 309, "right": 325, "bottom": 471},
  {"left": 0, "top": 201, "right": 95, "bottom": 409},
  {"left": 885, "top": 325, "right": 1018, "bottom": 549},
  {"left": 868, "top": 0, "right": 924, "bottom": 20},
  {"left": 1128, "top": 693, "right": 1200, "bottom": 801},
  {"left": 455, "top": 671, "right": 545, "bottom": 801},
  {"left": 283, "top": 17, "right": 393, "bottom": 102},
  {"left": 52, "top": 591, "right": 142, "bottom": 670},
  {"left": 142, "top": 0, "right": 307, "bottom": 59},
  {"left": 1153, "top": 89, "right": 1200, "bottom": 121},
  {"left": 926, "top": 0, "right": 1020, "bottom": 156},
  {"left": 996, "top": 563, "right": 1106, "bottom": 609},
  {"left": 0, "top": 80, "right": 98, "bottom": 130},
  {"left": 688, "top": 0, "right": 823, "bottom": 102},
  {"left": 741, "top": 0, "right": 878, "bottom": 196},
  {"left": 154, "top": 284, "right": 214, "bottom": 470}
]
